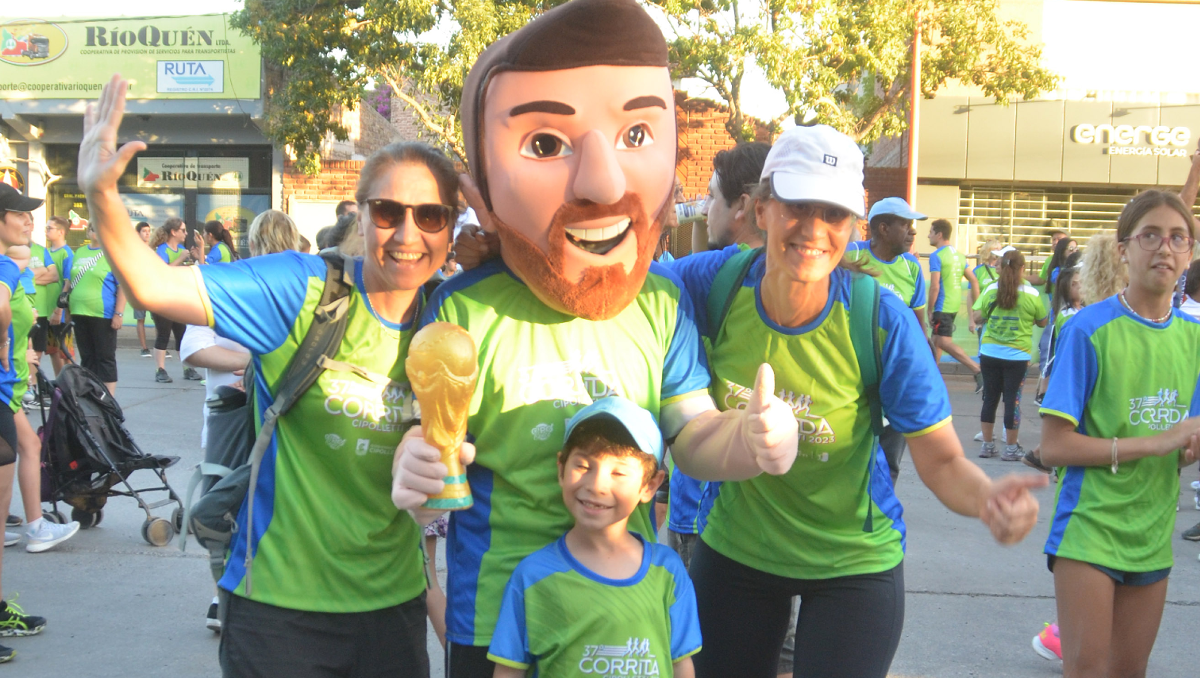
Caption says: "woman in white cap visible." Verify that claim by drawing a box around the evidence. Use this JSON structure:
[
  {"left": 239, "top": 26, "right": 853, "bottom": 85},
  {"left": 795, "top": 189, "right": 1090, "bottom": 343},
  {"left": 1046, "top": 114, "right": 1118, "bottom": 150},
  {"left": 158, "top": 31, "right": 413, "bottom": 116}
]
[{"left": 668, "top": 124, "right": 1048, "bottom": 678}]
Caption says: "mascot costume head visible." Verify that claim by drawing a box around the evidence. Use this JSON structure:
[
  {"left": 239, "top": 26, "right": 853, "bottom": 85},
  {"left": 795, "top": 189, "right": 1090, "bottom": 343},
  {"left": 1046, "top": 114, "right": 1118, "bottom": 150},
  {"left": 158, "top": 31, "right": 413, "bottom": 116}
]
[{"left": 461, "top": 0, "right": 677, "bottom": 320}]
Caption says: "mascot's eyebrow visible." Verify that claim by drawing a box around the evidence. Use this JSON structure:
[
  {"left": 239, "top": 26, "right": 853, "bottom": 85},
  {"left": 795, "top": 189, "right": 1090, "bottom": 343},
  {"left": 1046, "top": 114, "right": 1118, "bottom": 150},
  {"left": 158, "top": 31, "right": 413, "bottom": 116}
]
[
  {"left": 623, "top": 96, "right": 668, "bottom": 111},
  {"left": 510, "top": 100, "right": 576, "bottom": 117}
]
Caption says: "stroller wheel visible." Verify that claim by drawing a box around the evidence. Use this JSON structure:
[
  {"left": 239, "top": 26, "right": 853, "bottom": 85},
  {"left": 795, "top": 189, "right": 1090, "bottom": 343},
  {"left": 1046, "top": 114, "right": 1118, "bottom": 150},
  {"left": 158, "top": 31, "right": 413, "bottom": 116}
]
[
  {"left": 43, "top": 510, "right": 68, "bottom": 525},
  {"left": 171, "top": 506, "right": 191, "bottom": 535},
  {"left": 71, "top": 508, "right": 103, "bottom": 529},
  {"left": 141, "top": 517, "right": 175, "bottom": 547}
]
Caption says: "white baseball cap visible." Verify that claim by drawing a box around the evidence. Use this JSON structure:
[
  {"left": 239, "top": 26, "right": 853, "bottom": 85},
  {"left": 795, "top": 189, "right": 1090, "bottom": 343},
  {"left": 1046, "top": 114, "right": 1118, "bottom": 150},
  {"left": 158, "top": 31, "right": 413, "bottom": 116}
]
[{"left": 760, "top": 125, "right": 866, "bottom": 218}]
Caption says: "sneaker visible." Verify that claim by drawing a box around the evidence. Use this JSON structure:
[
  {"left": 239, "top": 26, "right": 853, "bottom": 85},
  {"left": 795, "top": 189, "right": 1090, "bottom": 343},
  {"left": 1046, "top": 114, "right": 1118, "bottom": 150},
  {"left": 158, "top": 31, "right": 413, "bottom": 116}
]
[
  {"left": 183, "top": 367, "right": 203, "bottom": 381},
  {"left": 1001, "top": 444, "right": 1025, "bottom": 462},
  {"left": 1192, "top": 480, "right": 1200, "bottom": 510},
  {"left": 1022, "top": 448, "right": 1053, "bottom": 474},
  {"left": 1032, "top": 623, "right": 1061, "bottom": 661},
  {"left": 20, "top": 392, "right": 33, "bottom": 406},
  {"left": 1183, "top": 522, "right": 1200, "bottom": 542},
  {"left": 0, "top": 599, "right": 46, "bottom": 637},
  {"left": 0, "top": 644, "right": 11, "bottom": 663},
  {"left": 5, "top": 515, "right": 20, "bottom": 528},
  {"left": 979, "top": 442, "right": 997, "bottom": 458},
  {"left": 25, "top": 519, "right": 79, "bottom": 553},
  {"left": 973, "top": 372, "right": 984, "bottom": 394},
  {"left": 206, "top": 598, "right": 221, "bottom": 633},
  {"left": 140, "top": 348, "right": 152, "bottom": 358},
  {"left": 165, "top": 351, "right": 173, "bottom": 360},
  {"left": 3, "top": 533, "right": 17, "bottom": 547},
  {"left": 156, "top": 368, "right": 173, "bottom": 384},
  {"left": 973, "top": 431, "right": 984, "bottom": 442}
]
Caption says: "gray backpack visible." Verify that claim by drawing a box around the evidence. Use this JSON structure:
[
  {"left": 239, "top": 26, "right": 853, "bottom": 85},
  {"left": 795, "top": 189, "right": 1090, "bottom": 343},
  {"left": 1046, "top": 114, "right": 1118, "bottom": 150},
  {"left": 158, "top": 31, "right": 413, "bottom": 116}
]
[{"left": 181, "top": 250, "right": 355, "bottom": 593}]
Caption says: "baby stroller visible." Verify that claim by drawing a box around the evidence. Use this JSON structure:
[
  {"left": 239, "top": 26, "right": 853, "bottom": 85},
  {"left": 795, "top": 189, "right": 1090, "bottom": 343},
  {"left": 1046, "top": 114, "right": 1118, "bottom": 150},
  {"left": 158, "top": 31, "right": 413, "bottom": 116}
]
[{"left": 37, "top": 365, "right": 184, "bottom": 546}]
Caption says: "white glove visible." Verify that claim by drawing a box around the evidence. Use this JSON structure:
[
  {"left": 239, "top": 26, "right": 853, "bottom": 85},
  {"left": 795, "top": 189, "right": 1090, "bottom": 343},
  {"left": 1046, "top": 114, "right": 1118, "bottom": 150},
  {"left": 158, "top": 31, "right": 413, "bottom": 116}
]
[{"left": 741, "top": 363, "right": 798, "bottom": 475}]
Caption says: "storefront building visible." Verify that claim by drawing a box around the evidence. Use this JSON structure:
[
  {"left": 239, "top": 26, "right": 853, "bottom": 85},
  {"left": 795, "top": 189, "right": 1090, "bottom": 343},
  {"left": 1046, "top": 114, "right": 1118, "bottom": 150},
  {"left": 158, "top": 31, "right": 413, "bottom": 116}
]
[{"left": 0, "top": 13, "right": 267, "bottom": 252}]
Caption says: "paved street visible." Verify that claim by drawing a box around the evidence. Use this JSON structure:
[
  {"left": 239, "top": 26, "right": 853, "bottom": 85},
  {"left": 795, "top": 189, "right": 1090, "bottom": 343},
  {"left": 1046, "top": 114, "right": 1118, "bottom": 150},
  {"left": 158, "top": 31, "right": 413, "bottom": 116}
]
[{"left": 5, "top": 349, "right": 1198, "bottom": 676}]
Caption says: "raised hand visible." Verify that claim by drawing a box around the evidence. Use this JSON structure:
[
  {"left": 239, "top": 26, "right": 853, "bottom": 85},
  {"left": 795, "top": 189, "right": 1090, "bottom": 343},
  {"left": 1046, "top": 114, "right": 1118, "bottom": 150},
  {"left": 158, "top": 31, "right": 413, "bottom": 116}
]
[
  {"left": 742, "top": 363, "right": 798, "bottom": 475},
  {"left": 979, "top": 474, "right": 1047, "bottom": 544},
  {"left": 79, "top": 74, "right": 147, "bottom": 196}
]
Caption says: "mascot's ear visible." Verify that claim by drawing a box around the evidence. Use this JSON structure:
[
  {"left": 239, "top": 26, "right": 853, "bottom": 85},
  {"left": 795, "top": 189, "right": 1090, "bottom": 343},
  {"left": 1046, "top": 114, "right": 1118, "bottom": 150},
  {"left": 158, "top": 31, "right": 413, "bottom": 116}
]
[{"left": 459, "top": 173, "right": 497, "bottom": 234}]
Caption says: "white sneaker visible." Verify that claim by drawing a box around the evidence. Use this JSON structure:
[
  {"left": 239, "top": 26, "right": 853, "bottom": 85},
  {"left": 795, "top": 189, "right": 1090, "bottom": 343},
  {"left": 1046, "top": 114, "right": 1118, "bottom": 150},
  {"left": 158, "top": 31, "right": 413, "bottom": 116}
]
[
  {"left": 3, "top": 532, "right": 18, "bottom": 547},
  {"left": 974, "top": 427, "right": 1008, "bottom": 443},
  {"left": 973, "top": 431, "right": 984, "bottom": 442},
  {"left": 25, "top": 520, "right": 79, "bottom": 553}
]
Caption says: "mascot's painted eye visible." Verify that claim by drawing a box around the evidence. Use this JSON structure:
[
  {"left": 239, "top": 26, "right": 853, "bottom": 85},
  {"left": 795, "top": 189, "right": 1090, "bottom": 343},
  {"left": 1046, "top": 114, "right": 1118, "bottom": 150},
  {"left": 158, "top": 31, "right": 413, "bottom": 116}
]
[
  {"left": 521, "top": 132, "right": 574, "bottom": 159},
  {"left": 617, "top": 124, "right": 653, "bottom": 150}
]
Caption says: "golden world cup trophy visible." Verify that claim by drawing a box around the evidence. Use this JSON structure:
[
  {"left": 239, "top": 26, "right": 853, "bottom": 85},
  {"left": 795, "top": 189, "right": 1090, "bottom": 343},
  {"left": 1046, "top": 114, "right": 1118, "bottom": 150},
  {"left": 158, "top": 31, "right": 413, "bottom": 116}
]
[{"left": 406, "top": 322, "right": 478, "bottom": 511}]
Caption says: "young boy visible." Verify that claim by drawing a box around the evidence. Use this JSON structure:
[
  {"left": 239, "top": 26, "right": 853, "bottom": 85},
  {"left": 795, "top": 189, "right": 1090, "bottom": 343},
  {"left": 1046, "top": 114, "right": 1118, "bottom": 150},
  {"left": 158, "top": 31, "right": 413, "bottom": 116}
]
[{"left": 488, "top": 397, "right": 701, "bottom": 678}]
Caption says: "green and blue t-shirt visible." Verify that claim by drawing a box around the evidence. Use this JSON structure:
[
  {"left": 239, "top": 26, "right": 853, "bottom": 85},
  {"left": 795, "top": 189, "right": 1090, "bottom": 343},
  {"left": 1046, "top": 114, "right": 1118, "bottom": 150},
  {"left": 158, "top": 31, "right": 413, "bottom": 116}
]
[
  {"left": 157, "top": 243, "right": 186, "bottom": 265},
  {"left": 207, "top": 242, "right": 233, "bottom": 265},
  {"left": 928, "top": 245, "right": 969, "bottom": 314},
  {"left": 671, "top": 248, "right": 952, "bottom": 579},
  {"left": 972, "top": 282, "right": 1047, "bottom": 361},
  {"left": 65, "top": 246, "right": 119, "bottom": 319},
  {"left": 33, "top": 245, "right": 72, "bottom": 319},
  {"left": 488, "top": 534, "right": 701, "bottom": 676},
  {"left": 973, "top": 264, "right": 997, "bottom": 295},
  {"left": 422, "top": 259, "right": 710, "bottom": 646},
  {"left": 199, "top": 252, "right": 425, "bottom": 613},
  {"left": 0, "top": 257, "right": 26, "bottom": 412},
  {"left": 1041, "top": 297, "right": 1200, "bottom": 572},
  {"left": 843, "top": 241, "right": 926, "bottom": 310},
  {"left": 19, "top": 244, "right": 52, "bottom": 297}
]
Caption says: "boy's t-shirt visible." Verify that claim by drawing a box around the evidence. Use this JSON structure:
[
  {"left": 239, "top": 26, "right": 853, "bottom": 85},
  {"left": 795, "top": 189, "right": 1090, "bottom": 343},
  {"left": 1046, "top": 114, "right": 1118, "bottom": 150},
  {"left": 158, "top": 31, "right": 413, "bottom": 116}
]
[
  {"left": 1041, "top": 297, "right": 1200, "bottom": 572},
  {"left": 928, "top": 245, "right": 968, "bottom": 314},
  {"left": 422, "top": 259, "right": 710, "bottom": 647},
  {"left": 972, "top": 282, "right": 1047, "bottom": 361},
  {"left": 843, "top": 240, "right": 925, "bottom": 310},
  {"left": 488, "top": 533, "right": 701, "bottom": 675}
]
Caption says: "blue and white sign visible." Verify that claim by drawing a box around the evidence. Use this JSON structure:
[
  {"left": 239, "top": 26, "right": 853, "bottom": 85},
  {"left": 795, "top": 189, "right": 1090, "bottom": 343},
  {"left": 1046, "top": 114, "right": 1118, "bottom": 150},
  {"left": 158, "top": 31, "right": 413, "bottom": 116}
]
[{"left": 156, "top": 60, "right": 224, "bottom": 94}]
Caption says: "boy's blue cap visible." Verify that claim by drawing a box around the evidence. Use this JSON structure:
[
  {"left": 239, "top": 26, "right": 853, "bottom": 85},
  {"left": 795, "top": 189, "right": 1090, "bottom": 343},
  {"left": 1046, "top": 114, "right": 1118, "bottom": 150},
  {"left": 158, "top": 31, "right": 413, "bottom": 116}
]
[
  {"left": 564, "top": 397, "right": 664, "bottom": 465},
  {"left": 867, "top": 196, "right": 926, "bottom": 222}
]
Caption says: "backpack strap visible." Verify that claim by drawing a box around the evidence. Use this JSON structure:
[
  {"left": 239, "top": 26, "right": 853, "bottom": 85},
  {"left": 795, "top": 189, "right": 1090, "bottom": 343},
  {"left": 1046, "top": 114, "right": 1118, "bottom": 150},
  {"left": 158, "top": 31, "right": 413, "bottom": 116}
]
[
  {"left": 242, "top": 250, "right": 356, "bottom": 594},
  {"left": 847, "top": 271, "right": 883, "bottom": 533},
  {"left": 705, "top": 247, "right": 763, "bottom": 343}
]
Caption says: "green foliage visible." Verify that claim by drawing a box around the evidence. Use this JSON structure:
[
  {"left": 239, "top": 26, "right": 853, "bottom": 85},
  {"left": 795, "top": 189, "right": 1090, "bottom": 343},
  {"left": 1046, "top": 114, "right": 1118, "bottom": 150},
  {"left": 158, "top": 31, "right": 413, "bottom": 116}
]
[
  {"left": 231, "top": 0, "right": 569, "bottom": 174},
  {"left": 652, "top": 0, "right": 1058, "bottom": 145}
]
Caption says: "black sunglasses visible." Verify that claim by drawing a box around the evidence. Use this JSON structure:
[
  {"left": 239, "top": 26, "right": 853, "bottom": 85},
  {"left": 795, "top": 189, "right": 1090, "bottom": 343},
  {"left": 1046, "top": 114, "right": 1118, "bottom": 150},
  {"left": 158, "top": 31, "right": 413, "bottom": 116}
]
[{"left": 365, "top": 199, "right": 454, "bottom": 234}]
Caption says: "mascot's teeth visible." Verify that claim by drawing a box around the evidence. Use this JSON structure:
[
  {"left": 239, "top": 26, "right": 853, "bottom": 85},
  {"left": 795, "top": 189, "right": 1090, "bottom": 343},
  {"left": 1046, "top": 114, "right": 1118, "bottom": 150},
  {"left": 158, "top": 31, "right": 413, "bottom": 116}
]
[{"left": 564, "top": 218, "right": 631, "bottom": 243}]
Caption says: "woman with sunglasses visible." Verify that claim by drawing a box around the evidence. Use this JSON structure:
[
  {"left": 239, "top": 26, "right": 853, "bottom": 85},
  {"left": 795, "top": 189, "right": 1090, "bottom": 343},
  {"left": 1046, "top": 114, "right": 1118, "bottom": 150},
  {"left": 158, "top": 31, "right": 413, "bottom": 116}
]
[
  {"left": 76, "top": 76, "right": 457, "bottom": 678},
  {"left": 668, "top": 125, "right": 1047, "bottom": 678},
  {"left": 1039, "top": 190, "right": 1200, "bottom": 678},
  {"left": 147, "top": 217, "right": 199, "bottom": 383}
]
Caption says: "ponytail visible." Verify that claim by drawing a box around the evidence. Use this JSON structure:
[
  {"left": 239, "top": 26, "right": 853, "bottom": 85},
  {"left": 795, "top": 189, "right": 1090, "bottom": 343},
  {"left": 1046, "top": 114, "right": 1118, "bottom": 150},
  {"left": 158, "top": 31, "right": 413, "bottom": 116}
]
[
  {"left": 204, "top": 220, "right": 237, "bottom": 259},
  {"left": 996, "top": 250, "right": 1025, "bottom": 309}
]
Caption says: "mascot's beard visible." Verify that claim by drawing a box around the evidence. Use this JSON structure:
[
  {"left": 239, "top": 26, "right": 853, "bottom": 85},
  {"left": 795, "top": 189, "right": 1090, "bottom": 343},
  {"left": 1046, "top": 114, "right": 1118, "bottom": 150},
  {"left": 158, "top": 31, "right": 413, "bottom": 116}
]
[{"left": 491, "top": 193, "right": 668, "bottom": 321}]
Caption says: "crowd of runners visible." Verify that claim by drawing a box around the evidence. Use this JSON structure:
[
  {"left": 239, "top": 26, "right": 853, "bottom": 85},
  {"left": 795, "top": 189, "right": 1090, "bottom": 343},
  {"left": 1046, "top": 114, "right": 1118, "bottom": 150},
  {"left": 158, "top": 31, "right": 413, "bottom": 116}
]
[{"left": 0, "top": 2, "right": 1197, "bottom": 677}]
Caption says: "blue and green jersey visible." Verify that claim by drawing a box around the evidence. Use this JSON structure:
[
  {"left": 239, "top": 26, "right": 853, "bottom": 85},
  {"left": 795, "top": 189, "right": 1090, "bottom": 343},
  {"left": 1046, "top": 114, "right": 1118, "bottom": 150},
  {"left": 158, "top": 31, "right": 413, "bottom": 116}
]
[
  {"left": 207, "top": 242, "right": 233, "bottom": 265},
  {"left": 1041, "top": 297, "right": 1200, "bottom": 572},
  {"left": 65, "top": 246, "right": 119, "bottom": 319},
  {"left": 843, "top": 241, "right": 926, "bottom": 310},
  {"left": 422, "top": 259, "right": 710, "bottom": 646},
  {"left": 198, "top": 252, "right": 425, "bottom": 613},
  {"left": 33, "top": 245, "right": 72, "bottom": 319},
  {"left": 156, "top": 243, "right": 186, "bottom": 264},
  {"left": 0, "top": 257, "right": 27, "bottom": 412},
  {"left": 973, "top": 264, "right": 997, "bottom": 294},
  {"left": 488, "top": 534, "right": 701, "bottom": 675},
  {"left": 972, "top": 282, "right": 1047, "bottom": 361},
  {"left": 672, "top": 248, "right": 952, "bottom": 579},
  {"left": 928, "top": 245, "right": 969, "bottom": 313}
]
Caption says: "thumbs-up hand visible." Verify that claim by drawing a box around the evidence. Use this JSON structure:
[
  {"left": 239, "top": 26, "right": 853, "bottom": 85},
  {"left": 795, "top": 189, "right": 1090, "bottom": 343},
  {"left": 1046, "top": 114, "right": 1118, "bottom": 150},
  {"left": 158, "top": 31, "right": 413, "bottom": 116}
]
[{"left": 742, "top": 363, "right": 798, "bottom": 475}]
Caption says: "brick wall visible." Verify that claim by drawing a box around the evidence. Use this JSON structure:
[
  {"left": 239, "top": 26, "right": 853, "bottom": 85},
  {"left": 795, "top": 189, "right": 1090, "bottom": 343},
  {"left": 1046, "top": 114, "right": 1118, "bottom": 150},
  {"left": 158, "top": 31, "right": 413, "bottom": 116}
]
[
  {"left": 674, "top": 93, "right": 772, "bottom": 202},
  {"left": 281, "top": 159, "right": 362, "bottom": 214},
  {"left": 864, "top": 167, "right": 908, "bottom": 206}
]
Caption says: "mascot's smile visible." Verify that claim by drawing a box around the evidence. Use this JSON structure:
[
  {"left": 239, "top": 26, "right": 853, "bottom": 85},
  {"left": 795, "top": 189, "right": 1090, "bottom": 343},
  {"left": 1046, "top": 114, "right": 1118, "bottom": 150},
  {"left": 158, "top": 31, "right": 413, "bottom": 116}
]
[{"left": 564, "top": 217, "right": 631, "bottom": 255}]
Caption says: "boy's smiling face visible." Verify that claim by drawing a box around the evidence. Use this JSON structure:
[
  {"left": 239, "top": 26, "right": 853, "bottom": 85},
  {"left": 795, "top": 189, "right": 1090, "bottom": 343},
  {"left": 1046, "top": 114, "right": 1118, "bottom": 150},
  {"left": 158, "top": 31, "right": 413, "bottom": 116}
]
[{"left": 558, "top": 449, "right": 661, "bottom": 532}]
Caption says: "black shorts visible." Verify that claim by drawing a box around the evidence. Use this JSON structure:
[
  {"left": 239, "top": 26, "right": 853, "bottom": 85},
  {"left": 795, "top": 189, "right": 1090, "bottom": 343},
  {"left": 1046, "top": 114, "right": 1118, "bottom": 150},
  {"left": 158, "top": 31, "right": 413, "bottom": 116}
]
[
  {"left": 72, "top": 315, "right": 118, "bottom": 383},
  {"left": 29, "top": 317, "right": 49, "bottom": 353},
  {"left": 930, "top": 311, "right": 956, "bottom": 337},
  {"left": 220, "top": 592, "right": 429, "bottom": 678},
  {"left": 0, "top": 405, "right": 15, "bottom": 467}
]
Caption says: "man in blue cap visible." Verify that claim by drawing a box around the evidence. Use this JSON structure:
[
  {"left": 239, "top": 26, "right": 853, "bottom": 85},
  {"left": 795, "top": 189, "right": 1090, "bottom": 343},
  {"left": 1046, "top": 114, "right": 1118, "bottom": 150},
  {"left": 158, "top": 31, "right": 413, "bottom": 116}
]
[{"left": 844, "top": 196, "right": 928, "bottom": 483}]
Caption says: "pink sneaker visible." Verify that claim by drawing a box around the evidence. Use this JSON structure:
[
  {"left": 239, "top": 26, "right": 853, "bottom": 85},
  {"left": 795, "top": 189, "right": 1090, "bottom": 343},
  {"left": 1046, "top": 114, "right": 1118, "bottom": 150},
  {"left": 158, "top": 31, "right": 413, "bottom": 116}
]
[{"left": 1032, "top": 623, "right": 1061, "bottom": 661}]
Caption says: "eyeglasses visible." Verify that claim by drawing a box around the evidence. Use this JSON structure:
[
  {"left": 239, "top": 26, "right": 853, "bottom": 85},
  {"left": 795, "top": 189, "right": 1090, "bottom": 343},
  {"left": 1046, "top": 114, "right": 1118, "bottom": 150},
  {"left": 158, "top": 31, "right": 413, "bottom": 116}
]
[
  {"left": 365, "top": 199, "right": 454, "bottom": 234},
  {"left": 777, "top": 201, "right": 853, "bottom": 224},
  {"left": 1123, "top": 232, "right": 1195, "bottom": 253}
]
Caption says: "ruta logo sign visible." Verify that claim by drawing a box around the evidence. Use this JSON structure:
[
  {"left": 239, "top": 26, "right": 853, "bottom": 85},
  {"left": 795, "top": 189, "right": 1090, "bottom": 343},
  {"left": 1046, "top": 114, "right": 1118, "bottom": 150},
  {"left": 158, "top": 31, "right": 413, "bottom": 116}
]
[
  {"left": 157, "top": 60, "right": 224, "bottom": 94},
  {"left": 0, "top": 19, "right": 68, "bottom": 66}
]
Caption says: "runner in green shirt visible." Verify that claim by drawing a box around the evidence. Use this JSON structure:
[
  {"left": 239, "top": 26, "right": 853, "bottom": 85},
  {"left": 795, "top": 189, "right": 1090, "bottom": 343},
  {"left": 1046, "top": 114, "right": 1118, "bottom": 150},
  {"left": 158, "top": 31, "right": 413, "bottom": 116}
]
[
  {"left": 926, "top": 218, "right": 982, "bottom": 389},
  {"left": 78, "top": 82, "right": 461, "bottom": 675},
  {"left": 1040, "top": 189, "right": 1200, "bottom": 678}
]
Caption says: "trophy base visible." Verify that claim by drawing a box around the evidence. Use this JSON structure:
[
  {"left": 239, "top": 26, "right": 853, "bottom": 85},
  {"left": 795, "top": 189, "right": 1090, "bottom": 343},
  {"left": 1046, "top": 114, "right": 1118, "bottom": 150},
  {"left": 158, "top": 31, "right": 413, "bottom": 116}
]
[{"left": 422, "top": 474, "right": 473, "bottom": 511}]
